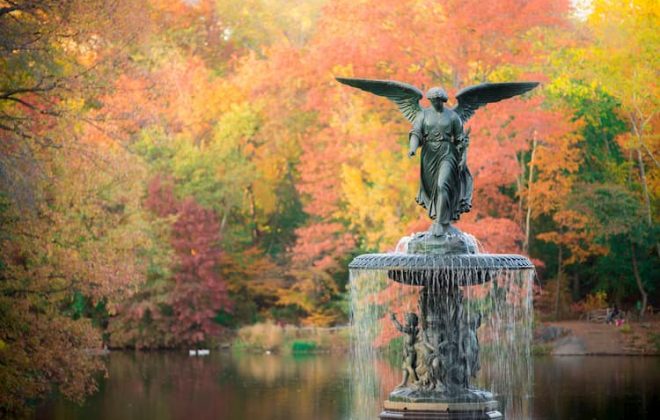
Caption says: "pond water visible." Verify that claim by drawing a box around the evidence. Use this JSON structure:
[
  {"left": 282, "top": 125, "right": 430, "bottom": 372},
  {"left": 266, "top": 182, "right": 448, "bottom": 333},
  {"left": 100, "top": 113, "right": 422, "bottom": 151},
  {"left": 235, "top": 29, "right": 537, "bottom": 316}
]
[{"left": 36, "top": 352, "right": 660, "bottom": 420}]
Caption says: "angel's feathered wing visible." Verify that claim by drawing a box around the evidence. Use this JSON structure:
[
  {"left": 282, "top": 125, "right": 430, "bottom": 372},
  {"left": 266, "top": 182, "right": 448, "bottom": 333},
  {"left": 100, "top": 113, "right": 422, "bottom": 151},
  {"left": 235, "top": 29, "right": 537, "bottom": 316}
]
[
  {"left": 453, "top": 82, "right": 539, "bottom": 124},
  {"left": 335, "top": 77, "right": 423, "bottom": 123}
]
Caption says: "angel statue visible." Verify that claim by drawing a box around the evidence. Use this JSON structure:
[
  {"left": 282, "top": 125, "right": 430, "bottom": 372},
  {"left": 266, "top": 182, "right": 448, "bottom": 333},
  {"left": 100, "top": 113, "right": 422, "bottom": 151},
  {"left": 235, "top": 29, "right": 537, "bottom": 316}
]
[{"left": 336, "top": 77, "right": 538, "bottom": 237}]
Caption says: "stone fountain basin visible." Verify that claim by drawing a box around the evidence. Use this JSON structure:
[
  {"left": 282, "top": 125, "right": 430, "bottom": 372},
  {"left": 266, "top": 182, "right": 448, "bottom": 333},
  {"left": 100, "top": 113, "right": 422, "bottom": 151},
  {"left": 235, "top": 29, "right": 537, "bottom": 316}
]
[{"left": 348, "top": 253, "right": 533, "bottom": 286}]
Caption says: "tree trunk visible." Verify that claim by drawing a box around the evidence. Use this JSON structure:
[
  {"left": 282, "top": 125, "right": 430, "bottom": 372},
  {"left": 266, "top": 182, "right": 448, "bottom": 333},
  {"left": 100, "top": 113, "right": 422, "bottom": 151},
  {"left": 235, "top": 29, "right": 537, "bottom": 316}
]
[
  {"left": 572, "top": 273, "right": 580, "bottom": 301},
  {"left": 523, "top": 133, "right": 538, "bottom": 255},
  {"left": 246, "top": 185, "right": 259, "bottom": 240},
  {"left": 630, "top": 241, "right": 647, "bottom": 320},
  {"left": 636, "top": 148, "right": 653, "bottom": 223},
  {"left": 554, "top": 246, "right": 563, "bottom": 321},
  {"left": 629, "top": 111, "right": 659, "bottom": 257},
  {"left": 634, "top": 148, "right": 660, "bottom": 258}
]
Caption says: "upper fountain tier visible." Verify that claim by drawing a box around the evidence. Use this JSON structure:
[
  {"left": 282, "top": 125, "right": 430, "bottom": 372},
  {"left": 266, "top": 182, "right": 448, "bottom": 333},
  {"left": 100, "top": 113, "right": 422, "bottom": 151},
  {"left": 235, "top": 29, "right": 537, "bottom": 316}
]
[
  {"left": 349, "top": 253, "right": 533, "bottom": 286},
  {"left": 348, "top": 226, "right": 533, "bottom": 286}
]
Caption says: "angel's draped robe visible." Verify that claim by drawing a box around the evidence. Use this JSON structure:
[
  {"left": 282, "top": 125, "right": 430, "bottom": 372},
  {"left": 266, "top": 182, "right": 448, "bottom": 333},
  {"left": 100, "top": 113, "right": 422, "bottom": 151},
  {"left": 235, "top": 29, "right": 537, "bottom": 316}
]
[{"left": 410, "top": 107, "right": 473, "bottom": 225}]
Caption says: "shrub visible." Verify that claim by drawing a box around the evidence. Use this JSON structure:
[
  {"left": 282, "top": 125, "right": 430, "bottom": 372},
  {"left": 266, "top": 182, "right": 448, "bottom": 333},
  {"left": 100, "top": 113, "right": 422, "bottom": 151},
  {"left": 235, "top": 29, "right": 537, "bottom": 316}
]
[
  {"left": 650, "top": 333, "right": 660, "bottom": 353},
  {"left": 236, "top": 322, "right": 284, "bottom": 351},
  {"left": 291, "top": 340, "right": 317, "bottom": 353},
  {"left": 532, "top": 343, "right": 552, "bottom": 356},
  {"left": 571, "top": 291, "right": 608, "bottom": 317}
]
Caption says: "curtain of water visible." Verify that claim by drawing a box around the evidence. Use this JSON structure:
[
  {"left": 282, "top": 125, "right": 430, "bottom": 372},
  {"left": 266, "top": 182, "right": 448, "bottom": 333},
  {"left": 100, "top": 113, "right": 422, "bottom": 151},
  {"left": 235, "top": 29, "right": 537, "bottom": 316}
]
[
  {"left": 349, "top": 265, "right": 534, "bottom": 419},
  {"left": 348, "top": 269, "right": 419, "bottom": 418},
  {"left": 471, "top": 269, "right": 535, "bottom": 419}
]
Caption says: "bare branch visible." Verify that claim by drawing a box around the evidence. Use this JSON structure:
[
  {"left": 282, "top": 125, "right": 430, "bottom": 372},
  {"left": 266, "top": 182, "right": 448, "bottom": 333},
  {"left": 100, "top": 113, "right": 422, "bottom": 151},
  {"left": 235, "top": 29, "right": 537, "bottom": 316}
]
[
  {"left": 0, "top": 83, "right": 58, "bottom": 99},
  {"left": 0, "top": 1, "right": 39, "bottom": 18},
  {"left": 1, "top": 95, "right": 37, "bottom": 109}
]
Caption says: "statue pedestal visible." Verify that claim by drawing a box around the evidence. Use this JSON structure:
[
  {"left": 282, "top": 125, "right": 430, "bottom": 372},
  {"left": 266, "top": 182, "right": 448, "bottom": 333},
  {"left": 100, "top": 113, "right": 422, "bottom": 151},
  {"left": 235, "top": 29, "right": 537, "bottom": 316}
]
[
  {"left": 379, "top": 399, "right": 502, "bottom": 419},
  {"left": 406, "top": 226, "right": 477, "bottom": 255}
]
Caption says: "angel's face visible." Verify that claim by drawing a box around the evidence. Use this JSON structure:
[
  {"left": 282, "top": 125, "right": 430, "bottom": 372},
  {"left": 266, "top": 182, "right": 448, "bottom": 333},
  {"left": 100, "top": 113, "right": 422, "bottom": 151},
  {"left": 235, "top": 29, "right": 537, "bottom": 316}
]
[
  {"left": 430, "top": 97, "right": 445, "bottom": 111},
  {"left": 426, "top": 87, "right": 448, "bottom": 111}
]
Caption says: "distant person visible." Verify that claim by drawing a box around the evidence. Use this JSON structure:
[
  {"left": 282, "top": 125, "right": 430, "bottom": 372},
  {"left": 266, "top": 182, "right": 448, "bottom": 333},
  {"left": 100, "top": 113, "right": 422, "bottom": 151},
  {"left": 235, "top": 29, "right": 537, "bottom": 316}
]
[{"left": 606, "top": 305, "right": 620, "bottom": 324}]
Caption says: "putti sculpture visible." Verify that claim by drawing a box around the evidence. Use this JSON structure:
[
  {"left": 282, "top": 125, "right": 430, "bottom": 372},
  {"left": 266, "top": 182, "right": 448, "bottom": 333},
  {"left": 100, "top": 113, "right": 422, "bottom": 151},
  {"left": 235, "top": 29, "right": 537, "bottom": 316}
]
[{"left": 339, "top": 77, "right": 538, "bottom": 419}]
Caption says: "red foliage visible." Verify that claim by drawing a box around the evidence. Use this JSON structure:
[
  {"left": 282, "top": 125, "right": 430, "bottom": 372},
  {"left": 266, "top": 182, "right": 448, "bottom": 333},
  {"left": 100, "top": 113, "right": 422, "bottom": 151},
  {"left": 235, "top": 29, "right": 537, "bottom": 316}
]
[
  {"left": 170, "top": 198, "right": 231, "bottom": 345},
  {"left": 457, "top": 216, "right": 524, "bottom": 254},
  {"left": 112, "top": 177, "right": 231, "bottom": 347},
  {"left": 145, "top": 175, "right": 179, "bottom": 217}
]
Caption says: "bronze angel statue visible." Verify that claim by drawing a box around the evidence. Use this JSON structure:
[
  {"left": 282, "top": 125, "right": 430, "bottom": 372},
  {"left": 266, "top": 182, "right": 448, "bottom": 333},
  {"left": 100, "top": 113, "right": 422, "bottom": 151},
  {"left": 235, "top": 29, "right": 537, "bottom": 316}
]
[{"left": 336, "top": 77, "right": 538, "bottom": 236}]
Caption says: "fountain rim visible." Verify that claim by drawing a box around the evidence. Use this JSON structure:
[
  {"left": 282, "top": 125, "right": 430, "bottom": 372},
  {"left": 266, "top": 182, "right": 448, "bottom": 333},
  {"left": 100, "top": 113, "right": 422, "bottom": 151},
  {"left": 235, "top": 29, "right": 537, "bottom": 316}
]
[{"left": 348, "top": 252, "right": 534, "bottom": 271}]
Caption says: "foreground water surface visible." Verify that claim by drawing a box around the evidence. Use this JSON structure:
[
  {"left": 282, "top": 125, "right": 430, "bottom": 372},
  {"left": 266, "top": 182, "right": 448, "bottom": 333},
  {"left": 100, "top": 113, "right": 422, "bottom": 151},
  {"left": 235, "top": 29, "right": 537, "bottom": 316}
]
[{"left": 36, "top": 352, "right": 660, "bottom": 420}]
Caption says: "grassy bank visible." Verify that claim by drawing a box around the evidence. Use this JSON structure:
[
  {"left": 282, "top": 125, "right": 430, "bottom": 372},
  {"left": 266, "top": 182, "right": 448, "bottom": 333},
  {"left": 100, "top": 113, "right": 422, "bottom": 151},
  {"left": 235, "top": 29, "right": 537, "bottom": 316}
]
[{"left": 232, "top": 322, "right": 350, "bottom": 355}]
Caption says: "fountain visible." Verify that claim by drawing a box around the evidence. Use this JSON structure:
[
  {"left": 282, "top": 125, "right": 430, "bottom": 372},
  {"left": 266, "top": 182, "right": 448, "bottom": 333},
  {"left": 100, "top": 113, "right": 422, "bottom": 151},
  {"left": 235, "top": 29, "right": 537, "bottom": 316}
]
[{"left": 337, "top": 77, "right": 538, "bottom": 419}]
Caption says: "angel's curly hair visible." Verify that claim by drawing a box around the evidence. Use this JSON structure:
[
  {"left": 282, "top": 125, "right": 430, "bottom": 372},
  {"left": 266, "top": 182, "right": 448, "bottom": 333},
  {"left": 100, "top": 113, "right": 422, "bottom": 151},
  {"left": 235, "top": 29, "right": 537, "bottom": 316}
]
[{"left": 426, "top": 87, "right": 448, "bottom": 102}]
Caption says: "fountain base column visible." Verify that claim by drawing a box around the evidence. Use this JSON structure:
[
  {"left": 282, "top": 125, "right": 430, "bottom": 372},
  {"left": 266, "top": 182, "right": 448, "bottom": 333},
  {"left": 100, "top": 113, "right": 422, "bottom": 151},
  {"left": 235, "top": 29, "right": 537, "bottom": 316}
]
[
  {"left": 381, "top": 276, "right": 500, "bottom": 419},
  {"left": 380, "top": 399, "right": 502, "bottom": 419}
]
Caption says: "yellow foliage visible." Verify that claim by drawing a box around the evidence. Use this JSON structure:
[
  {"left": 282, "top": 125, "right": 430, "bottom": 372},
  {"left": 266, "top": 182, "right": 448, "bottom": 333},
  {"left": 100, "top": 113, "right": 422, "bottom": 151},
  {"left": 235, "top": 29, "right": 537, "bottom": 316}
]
[
  {"left": 583, "top": 291, "right": 608, "bottom": 312},
  {"left": 338, "top": 113, "right": 418, "bottom": 250},
  {"left": 237, "top": 322, "right": 284, "bottom": 350},
  {"left": 341, "top": 147, "right": 417, "bottom": 250},
  {"left": 578, "top": 0, "right": 659, "bottom": 218}
]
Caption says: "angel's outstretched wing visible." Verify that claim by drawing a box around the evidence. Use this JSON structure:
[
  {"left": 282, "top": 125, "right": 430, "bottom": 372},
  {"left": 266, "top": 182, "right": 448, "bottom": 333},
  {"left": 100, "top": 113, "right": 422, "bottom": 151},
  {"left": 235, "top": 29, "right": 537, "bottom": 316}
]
[
  {"left": 453, "top": 82, "right": 539, "bottom": 124},
  {"left": 336, "top": 77, "right": 423, "bottom": 123}
]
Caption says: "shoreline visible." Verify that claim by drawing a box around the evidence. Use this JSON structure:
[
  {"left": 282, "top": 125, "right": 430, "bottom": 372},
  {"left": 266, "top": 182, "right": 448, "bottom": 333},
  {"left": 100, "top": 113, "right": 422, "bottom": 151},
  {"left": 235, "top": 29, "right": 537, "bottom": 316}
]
[{"left": 534, "top": 320, "right": 660, "bottom": 356}]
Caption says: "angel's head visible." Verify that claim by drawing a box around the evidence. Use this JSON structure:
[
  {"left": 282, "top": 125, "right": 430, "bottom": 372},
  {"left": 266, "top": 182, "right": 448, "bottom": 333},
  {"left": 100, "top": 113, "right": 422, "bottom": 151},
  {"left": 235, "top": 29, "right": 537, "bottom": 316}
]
[{"left": 426, "top": 87, "right": 448, "bottom": 110}]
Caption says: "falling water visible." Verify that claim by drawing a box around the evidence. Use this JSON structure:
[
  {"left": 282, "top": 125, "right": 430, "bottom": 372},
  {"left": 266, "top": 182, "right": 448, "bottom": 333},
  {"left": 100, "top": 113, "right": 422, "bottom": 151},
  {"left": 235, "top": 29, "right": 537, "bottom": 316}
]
[
  {"left": 348, "top": 251, "right": 534, "bottom": 419},
  {"left": 394, "top": 235, "right": 413, "bottom": 253}
]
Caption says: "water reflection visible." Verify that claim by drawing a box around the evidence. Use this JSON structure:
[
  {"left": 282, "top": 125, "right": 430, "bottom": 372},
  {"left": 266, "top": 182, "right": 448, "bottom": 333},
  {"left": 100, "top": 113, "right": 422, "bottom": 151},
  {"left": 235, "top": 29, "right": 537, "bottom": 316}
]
[
  {"left": 532, "top": 356, "right": 660, "bottom": 419},
  {"left": 36, "top": 352, "right": 350, "bottom": 420},
  {"left": 36, "top": 353, "right": 660, "bottom": 420}
]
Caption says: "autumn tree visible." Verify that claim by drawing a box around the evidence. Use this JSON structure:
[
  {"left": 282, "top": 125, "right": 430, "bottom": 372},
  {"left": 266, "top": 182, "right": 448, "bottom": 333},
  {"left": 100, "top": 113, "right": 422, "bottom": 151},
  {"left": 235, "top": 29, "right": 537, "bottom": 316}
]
[
  {"left": 0, "top": 136, "right": 150, "bottom": 415},
  {"left": 578, "top": 0, "right": 658, "bottom": 317},
  {"left": 169, "top": 197, "right": 231, "bottom": 344},
  {"left": 0, "top": 1, "right": 152, "bottom": 413},
  {"left": 108, "top": 176, "right": 178, "bottom": 348},
  {"left": 544, "top": 0, "right": 659, "bottom": 316},
  {"left": 110, "top": 176, "right": 233, "bottom": 347}
]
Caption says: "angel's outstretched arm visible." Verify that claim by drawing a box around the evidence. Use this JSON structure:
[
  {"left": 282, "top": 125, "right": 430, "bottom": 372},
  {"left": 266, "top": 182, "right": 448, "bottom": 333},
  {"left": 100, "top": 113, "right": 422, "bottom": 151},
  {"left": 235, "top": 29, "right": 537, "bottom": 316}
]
[{"left": 408, "top": 113, "right": 423, "bottom": 157}]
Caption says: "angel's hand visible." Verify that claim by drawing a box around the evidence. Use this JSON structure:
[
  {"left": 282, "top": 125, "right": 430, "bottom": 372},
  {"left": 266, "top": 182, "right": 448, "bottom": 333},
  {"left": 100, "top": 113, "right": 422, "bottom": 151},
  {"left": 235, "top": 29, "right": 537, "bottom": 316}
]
[
  {"left": 408, "top": 149, "right": 416, "bottom": 158},
  {"left": 460, "top": 153, "right": 467, "bottom": 169}
]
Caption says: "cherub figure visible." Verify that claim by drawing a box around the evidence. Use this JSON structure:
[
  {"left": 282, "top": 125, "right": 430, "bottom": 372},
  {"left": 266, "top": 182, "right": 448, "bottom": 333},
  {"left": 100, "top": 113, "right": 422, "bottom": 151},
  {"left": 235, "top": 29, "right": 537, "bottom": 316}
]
[
  {"left": 461, "top": 313, "right": 482, "bottom": 384},
  {"left": 390, "top": 312, "right": 420, "bottom": 387},
  {"left": 422, "top": 335, "right": 451, "bottom": 390}
]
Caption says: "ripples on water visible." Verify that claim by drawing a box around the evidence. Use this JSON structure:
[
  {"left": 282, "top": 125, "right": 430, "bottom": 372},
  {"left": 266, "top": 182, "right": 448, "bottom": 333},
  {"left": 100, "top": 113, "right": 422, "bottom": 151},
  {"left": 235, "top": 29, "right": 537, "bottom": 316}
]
[{"left": 35, "top": 352, "right": 660, "bottom": 420}]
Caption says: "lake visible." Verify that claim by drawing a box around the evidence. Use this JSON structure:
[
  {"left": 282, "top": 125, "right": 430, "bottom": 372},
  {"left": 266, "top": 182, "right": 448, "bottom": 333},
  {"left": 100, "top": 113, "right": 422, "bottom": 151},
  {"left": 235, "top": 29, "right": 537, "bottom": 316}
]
[{"left": 36, "top": 352, "right": 660, "bottom": 419}]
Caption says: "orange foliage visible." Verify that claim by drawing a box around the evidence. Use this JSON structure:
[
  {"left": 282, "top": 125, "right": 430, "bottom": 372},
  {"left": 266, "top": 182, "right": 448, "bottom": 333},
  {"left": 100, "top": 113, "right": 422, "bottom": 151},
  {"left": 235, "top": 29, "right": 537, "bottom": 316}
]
[
  {"left": 229, "top": 0, "right": 577, "bottom": 324},
  {"left": 537, "top": 210, "right": 608, "bottom": 264}
]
